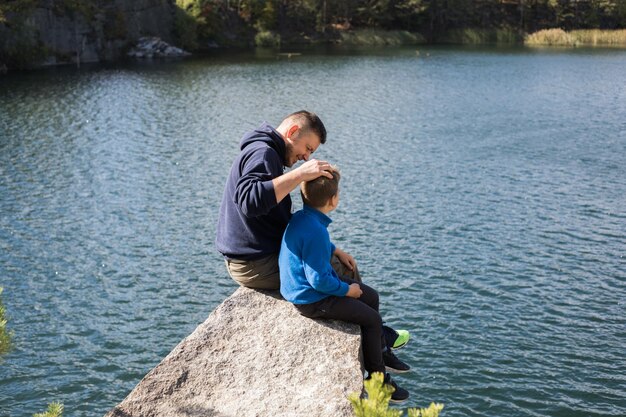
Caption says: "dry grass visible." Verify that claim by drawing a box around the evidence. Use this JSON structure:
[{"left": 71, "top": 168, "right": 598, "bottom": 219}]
[{"left": 525, "top": 29, "right": 626, "bottom": 46}]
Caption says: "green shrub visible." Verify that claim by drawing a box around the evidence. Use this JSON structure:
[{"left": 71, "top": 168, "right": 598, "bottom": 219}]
[
  {"left": 174, "top": 0, "right": 199, "bottom": 50},
  {"left": 1, "top": 288, "right": 63, "bottom": 416},
  {"left": 407, "top": 403, "right": 445, "bottom": 417},
  {"left": 339, "top": 29, "right": 425, "bottom": 46},
  {"left": 440, "top": 28, "right": 521, "bottom": 44},
  {"left": 33, "top": 402, "right": 64, "bottom": 417},
  {"left": 255, "top": 30, "right": 280, "bottom": 47},
  {"left": 349, "top": 372, "right": 444, "bottom": 417},
  {"left": 0, "top": 1, "right": 49, "bottom": 69},
  {"left": 0, "top": 287, "right": 12, "bottom": 356},
  {"left": 103, "top": 9, "right": 127, "bottom": 40}
]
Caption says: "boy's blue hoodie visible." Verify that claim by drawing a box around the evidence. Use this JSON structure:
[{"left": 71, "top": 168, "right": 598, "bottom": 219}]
[
  {"left": 215, "top": 122, "right": 292, "bottom": 259},
  {"left": 279, "top": 205, "right": 350, "bottom": 304}
]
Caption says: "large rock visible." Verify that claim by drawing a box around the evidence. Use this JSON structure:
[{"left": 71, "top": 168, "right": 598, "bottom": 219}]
[
  {"left": 105, "top": 287, "right": 364, "bottom": 417},
  {"left": 127, "top": 36, "right": 191, "bottom": 59}
]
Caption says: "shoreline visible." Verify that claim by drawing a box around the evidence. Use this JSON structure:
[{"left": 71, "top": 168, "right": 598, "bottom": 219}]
[{"left": 2, "top": 28, "right": 626, "bottom": 74}]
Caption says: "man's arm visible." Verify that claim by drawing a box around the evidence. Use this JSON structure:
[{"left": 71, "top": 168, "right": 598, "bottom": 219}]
[
  {"left": 272, "top": 159, "right": 334, "bottom": 204},
  {"left": 234, "top": 151, "right": 281, "bottom": 218}
]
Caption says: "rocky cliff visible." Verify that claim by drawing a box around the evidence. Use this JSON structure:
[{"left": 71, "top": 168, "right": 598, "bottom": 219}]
[
  {"left": 104, "top": 287, "right": 364, "bottom": 417},
  {"left": 0, "top": 0, "right": 177, "bottom": 68}
]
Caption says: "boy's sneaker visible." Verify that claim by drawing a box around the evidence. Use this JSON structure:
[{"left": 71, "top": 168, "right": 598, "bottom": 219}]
[
  {"left": 392, "top": 330, "right": 410, "bottom": 350},
  {"left": 383, "top": 349, "right": 411, "bottom": 373},
  {"left": 384, "top": 373, "right": 410, "bottom": 403},
  {"left": 383, "top": 325, "right": 410, "bottom": 350}
]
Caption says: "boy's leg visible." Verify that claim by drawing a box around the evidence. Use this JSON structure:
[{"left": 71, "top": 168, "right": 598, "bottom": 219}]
[
  {"left": 295, "top": 296, "right": 386, "bottom": 375},
  {"left": 337, "top": 276, "right": 411, "bottom": 372},
  {"left": 336, "top": 276, "right": 379, "bottom": 311}
]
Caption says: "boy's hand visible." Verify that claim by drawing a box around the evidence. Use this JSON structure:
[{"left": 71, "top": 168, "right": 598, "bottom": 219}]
[
  {"left": 334, "top": 247, "right": 356, "bottom": 271},
  {"left": 346, "top": 283, "right": 362, "bottom": 298}
]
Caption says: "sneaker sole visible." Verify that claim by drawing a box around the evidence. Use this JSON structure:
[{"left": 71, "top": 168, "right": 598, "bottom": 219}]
[
  {"left": 389, "top": 397, "right": 409, "bottom": 404},
  {"left": 386, "top": 366, "right": 411, "bottom": 374},
  {"left": 392, "top": 340, "right": 408, "bottom": 350}
]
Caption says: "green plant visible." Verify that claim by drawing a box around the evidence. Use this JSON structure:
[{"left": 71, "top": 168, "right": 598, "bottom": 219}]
[
  {"left": 407, "top": 403, "right": 445, "bottom": 417},
  {"left": 174, "top": 0, "right": 200, "bottom": 50},
  {"left": 339, "top": 29, "right": 425, "bottom": 46},
  {"left": 255, "top": 30, "right": 280, "bottom": 47},
  {"left": 0, "top": 287, "right": 12, "bottom": 356},
  {"left": 0, "top": 288, "right": 63, "bottom": 416},
  {"left": 103, "top": 9, "right": 127, "bottom": 40},
  {"left": 33, "top": 402, "right": 64, "bottom": 417},
  {"left": 349, "top": 372, "right": 444, "bottom": 417}
]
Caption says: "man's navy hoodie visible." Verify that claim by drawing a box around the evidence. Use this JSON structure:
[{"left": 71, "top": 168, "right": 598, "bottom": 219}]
[{"left": 215, "top": 122, "right": 292, "bottom": 259}]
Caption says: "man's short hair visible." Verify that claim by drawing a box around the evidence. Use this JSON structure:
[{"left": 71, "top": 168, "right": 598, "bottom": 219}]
[
  {"left": 300, "top": 168, "right": 340, "bottom": 208},
  {"left": 285, "top": 110, "right": 327, "bottom": 144}
]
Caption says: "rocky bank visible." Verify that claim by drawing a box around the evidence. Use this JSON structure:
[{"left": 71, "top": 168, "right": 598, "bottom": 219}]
[
  {"left": 104, "top": 287, "right": 364, "bottom": 417},
  {"left": 0, "top": 0, "right": 180, "bottom": 68}
]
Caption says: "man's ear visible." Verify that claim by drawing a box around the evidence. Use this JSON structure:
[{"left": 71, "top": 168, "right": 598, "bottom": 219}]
[{"left": 286, "top": 124, "right": 299, "bottom": 139}]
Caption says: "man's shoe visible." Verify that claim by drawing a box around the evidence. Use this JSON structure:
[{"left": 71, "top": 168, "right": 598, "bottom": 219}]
[
  {"left": 385, "top": 373, "right": 410, "bottom": 403},
  {"left": 383, "top": 349, "right": 411, "bottom": 373}
]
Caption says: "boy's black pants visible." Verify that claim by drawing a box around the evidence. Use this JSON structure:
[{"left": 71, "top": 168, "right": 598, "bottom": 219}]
[{"left": 294, "top": 278, "right": 386, "bottom": 375}]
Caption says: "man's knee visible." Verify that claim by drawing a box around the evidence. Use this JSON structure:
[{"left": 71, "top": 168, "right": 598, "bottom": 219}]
[{"left": 233, "top": 274, "right": 280, "bottom": 290}]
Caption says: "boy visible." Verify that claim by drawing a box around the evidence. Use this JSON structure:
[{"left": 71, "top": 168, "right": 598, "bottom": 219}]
[{"left": 279, "top": 168, "right": 410, "bottom": 402}]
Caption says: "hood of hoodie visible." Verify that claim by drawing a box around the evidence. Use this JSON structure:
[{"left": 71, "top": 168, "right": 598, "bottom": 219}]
[{"left": 240, "top": 122, "right": 287, "bottom": 163}]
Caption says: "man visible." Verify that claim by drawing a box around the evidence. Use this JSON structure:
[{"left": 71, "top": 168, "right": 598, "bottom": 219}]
[{"left": 216, "top": 110, "right": 357, "bottom": 289}]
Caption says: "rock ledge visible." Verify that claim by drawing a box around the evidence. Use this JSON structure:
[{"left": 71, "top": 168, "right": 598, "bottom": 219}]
[
  {"left": 105, "top": 287, "right": 363, "bottom": 417},
  {"left": 127, "top": 36, "right": 191, "bottom": 59}
]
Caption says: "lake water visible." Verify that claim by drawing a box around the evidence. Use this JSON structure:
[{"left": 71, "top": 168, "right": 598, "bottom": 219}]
[{"left": 1, "top": 46, "right": 625, "bottom": 417}]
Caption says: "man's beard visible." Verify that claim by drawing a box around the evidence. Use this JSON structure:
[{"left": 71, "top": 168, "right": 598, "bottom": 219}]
[{"left": 284, "top": 141, "right": 295, "bottom": 167}]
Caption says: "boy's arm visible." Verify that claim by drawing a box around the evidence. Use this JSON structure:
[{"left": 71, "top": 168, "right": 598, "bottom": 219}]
[
  {"left": 302, "top": 236, "right": 349, "bottom": 297},
  {"left": 333, "top": 246, "right": 357, "bottom": 271}
]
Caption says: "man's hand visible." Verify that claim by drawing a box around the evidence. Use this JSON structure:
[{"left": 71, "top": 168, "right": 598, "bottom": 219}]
[
  {"left": 272, "top": 159, "right": 333, "bottom": 204},
  {"left": 334, "top": 247, "right": 356, "bottom": 271},
  {"left": 346, "top": 283, "right": 362, "bottom": 298},
  {"left": 295, "top": 159, "right": 334, "bottom": 182}
]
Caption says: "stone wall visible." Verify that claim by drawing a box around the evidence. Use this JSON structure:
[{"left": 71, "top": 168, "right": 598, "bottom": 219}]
[{"left": 0, "top": 0, "right": 176, "bottom": 68}]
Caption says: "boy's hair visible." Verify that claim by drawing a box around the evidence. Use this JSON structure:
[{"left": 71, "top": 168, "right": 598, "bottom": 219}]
[{"left": 300, "top": 168, "right": 340, "bottom": 208}]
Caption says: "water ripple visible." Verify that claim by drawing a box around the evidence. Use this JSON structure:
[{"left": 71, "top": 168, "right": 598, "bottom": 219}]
[{"left": 2, "top": 47, "right": 626, "bottom": 416}]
